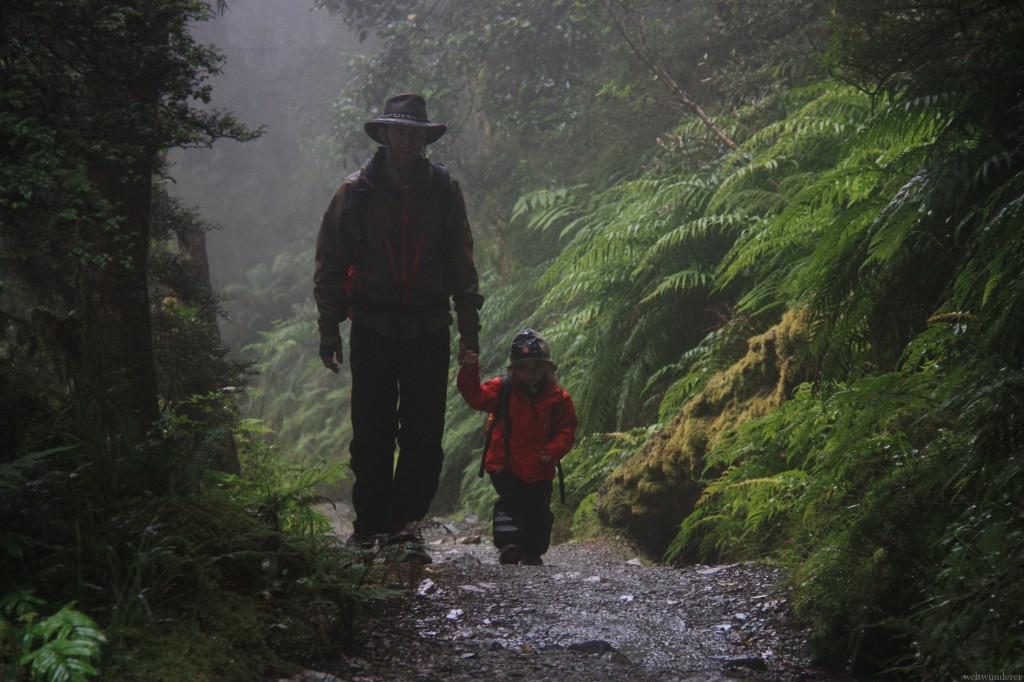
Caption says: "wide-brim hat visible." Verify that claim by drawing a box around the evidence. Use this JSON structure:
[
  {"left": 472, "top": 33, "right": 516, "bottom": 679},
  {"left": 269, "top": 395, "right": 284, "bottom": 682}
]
[{"left": 364, "top": 93, "right": 447, "bottom": 145}]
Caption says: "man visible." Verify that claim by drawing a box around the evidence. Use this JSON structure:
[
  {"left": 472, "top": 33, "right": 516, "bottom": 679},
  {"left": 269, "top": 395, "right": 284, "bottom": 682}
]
[{"left": 314, "top": 93, "right": 483, "bottom": 545}]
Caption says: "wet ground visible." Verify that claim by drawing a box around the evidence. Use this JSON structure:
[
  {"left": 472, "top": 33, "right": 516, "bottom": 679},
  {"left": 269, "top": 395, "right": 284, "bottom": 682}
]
[{"left": 314, "top": 516, "right": 852, "bottom": 682}]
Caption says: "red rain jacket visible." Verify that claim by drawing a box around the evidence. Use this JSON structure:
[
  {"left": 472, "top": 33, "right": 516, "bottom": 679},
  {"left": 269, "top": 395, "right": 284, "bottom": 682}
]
[{"left": 458, "top": 368, "right": 578, "bottom": 484}]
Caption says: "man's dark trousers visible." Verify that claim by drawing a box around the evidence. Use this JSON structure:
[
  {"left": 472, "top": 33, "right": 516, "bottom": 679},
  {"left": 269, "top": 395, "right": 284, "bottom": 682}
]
[{"left": 349, "top": 319, "right": 450, "bottom": 537}]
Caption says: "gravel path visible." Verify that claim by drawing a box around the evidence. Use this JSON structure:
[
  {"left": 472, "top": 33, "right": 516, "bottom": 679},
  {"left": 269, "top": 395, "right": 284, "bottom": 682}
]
[{"left": 311, "top": 519, "right": 852, "bottom": 682}]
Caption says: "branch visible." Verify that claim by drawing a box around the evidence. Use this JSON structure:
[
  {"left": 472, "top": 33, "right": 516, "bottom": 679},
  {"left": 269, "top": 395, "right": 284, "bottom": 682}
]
[{"left": 602, "top": 0, "right": 738, "bottom": 150}]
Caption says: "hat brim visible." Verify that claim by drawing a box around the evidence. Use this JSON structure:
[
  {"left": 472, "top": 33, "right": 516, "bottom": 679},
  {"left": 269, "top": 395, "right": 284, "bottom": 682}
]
[
  {"left": 507, "top": 358, "right": 557, "bottom": 371},
  {"left": 365, "top": 120, "right": 447, "bottom": 145}
]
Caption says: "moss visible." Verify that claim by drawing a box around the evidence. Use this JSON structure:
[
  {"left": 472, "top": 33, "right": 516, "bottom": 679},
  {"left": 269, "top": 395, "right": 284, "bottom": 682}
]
[
  {"left": 567, "top": 492, "right": 603, "bottom": 540},
  {"left": 594, "top": 310, "right": 812, "bottom": 560},
  {"left": 96, "top": 495, "right": 361, "bottom": 681},
  {"left": 111, "top": 597, "right": 294, "bottom": 682}
]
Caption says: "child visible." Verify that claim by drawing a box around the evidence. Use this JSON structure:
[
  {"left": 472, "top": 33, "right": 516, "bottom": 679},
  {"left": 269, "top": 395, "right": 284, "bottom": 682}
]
[{"left": 458, "top": 329, "right": 578, "bottom": 565}]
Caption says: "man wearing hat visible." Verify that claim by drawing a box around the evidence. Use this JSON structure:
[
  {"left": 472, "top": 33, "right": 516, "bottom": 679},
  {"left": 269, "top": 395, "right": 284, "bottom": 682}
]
[{"left": 314, "top": 94, "right": 483, "bottom": 546}]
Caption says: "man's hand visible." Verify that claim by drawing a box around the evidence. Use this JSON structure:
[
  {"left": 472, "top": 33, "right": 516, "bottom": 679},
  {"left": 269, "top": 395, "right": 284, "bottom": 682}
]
[{"left": 319, "top": 343, "right": 342, "bottom": 374}]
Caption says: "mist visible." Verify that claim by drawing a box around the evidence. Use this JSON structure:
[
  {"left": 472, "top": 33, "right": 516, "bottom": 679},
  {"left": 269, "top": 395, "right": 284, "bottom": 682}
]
[{"left": 167, "top": 0, "right": 360, "bottom": 298}]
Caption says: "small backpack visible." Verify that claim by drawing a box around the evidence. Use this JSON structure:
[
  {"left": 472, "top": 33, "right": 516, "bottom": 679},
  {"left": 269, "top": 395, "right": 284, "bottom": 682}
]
[{"left": 478, "top": 375, "right": 566, "bottom": 503}]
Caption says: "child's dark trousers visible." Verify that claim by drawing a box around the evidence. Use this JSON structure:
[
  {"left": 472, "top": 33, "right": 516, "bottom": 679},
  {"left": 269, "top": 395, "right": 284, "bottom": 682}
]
[{"left": 489, "top": 470, "right": 554, "bottom": 560}]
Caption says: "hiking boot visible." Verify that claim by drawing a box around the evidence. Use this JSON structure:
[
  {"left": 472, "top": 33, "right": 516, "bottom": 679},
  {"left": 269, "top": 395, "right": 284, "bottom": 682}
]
[
  {"left": 498, "top": 544, "right": 522, "bottom": 565},
  {"left": 383, "top": 531, "right": 420, "bottom": 547},
  {"left": 346, "top": 533, "right": 375, "bottom": 550},
  {"left": 521, "top": 554, "right": 543, "bottom": 566}
]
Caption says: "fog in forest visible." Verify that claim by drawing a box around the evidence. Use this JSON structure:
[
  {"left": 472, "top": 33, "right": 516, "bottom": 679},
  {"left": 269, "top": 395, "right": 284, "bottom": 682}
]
[{"left": 167, "top": 0, "right": 360, "bottom": 300}]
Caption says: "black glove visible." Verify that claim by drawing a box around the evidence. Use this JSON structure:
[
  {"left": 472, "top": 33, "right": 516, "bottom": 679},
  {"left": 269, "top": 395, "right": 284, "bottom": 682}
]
[{"left": 319, "top": 339, "right": 342, "bottom": 372}]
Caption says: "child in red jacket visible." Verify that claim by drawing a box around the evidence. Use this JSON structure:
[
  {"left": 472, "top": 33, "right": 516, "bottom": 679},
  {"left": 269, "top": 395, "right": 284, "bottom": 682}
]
[{"left": 458, "top": 329, "right": 578, "bottom": 565}]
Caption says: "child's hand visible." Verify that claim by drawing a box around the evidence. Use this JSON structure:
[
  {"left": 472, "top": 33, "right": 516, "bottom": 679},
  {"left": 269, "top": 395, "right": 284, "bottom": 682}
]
[{"left": 538, "top": 449, "right": 551, "bottom": 463}]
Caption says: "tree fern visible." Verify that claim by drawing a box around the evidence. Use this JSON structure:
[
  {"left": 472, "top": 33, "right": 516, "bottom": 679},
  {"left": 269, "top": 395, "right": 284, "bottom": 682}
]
[
  {"left": 530, "top": 168, "right": 744, "bottom": 430},
  {"left": 712, "top": 83, "right": 1003, "bottom": 377},
  {"left": 947, "top": 164, "right": 1024, "bottom": 360}
]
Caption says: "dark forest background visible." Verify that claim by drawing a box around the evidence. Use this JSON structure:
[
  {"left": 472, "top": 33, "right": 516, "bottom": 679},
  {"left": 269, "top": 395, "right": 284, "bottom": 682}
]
[{"left": 3, "top": 0, "right": 1023, "bottom": 679}]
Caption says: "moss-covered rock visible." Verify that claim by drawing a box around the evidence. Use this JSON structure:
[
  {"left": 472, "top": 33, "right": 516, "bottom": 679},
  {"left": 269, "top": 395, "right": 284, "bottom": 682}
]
[{"left": 594, "top": 310, "right": 811, "bottom": 560}]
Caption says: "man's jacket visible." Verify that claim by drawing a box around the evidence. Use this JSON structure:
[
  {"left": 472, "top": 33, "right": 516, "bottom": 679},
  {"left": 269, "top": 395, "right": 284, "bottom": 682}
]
[
  {"left": 458, "top": 369, "right": 578, "bottom": 484},
  {"left": 314, "top": 148, "right": 482, "bottom": 349}
]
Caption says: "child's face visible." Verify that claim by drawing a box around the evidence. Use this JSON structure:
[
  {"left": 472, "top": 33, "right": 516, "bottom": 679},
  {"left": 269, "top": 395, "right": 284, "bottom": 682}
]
[{"left": 512, "top": 360, "right": 547, "bottom": 387}]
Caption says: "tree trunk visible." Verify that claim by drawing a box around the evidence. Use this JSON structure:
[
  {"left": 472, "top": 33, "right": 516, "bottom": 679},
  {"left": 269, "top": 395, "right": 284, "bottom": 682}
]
[{"left": 79, "top": 161, "right": 160, "bottom": 434}]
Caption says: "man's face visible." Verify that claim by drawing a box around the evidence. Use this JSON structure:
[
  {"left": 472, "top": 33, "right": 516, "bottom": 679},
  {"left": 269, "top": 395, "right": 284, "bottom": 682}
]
[{"left": 383, "top": 125, "right": 427, "bottom": 156}]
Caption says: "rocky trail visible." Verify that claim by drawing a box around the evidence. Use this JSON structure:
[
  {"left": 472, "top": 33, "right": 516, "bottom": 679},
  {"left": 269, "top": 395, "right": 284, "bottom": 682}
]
[{"left": 296, "top": 514, "right": 852, "bottom": 682}]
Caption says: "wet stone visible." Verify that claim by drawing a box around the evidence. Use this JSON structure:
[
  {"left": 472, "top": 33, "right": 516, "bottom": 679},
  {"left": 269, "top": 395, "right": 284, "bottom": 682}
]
[
  {"left": 568, "top": 640, "right": 616, "bottom": 654},
  {"left": 725, "top": 656, "right": 770, "bottom": 671},
  {"left": 603, "top": 650, "right": 632, "bottom": 665}
]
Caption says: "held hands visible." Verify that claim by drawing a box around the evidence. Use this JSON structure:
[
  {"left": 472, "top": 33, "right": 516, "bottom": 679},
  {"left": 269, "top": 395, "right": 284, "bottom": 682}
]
[{"left": 459, "top": 343, "right": 479, "bottom": 371}]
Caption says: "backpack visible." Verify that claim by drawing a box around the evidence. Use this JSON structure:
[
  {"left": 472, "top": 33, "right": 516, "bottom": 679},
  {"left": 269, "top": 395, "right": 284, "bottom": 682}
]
[
  {"left": 343, "top": 162, "right": 453, "bottom": 318},
  {"left": 478, "top": 375, "right": 566, "bottom": 503}
]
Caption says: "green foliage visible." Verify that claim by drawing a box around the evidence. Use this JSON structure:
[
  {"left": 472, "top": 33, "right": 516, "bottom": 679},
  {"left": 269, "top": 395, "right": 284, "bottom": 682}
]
[
  {"left": 1, "top": 597, "right": 107, "bottom": 682},
  {"left": 222, "top": 249, "right": 316, "bottom": 351},
  {"left": 149, "top": 186, "right": 253, "bottom": 404},
  {"left": 1, "top": 3, "right": 416, "bottom": 680},
  {"left": 0, "top": 389, "right": 373, "bottom": 679},
  {"left": 91, "top": 496, "right": 372, "bottom": 681},
  {"left": 653, "top": 310, "right": 762, "bottom": 422},
  {"left": 529, "top": 177, "right": 714, "bottom": 431},
  {"left": 102, "top": 524, "right": 185, "bottom": 637},
  {"left": 555, "top": 430, "right": 649, "bottom": 541},
  {"left": 0, "top": 333, "right": 372, "bottom": 673},
  {"left": 2, "top": 0, "right": 260, "bottom": 439},
  {"left": 907, "top": 368, "right": 1024, "bottom": 676},
  {"left": 667, "top": 328, "right": 1024, "bottom": 673},
  {"left": 211, "top": 417, "right": 346, "bottom": 535},
  {"left": 317, "top": 0, "right": 676, "bottom": 181},
  {"left": 826, "top": 0, "right": 1023, "bottom": 104},
  {"left": 625, "top": 3, "right": 1024, "bottom": 671},
  {"left": 562, "top": 430, "right": 650, "bottom": 508},
  {"left": 239, "top": 309, "right": 353, "bottom": 471}
]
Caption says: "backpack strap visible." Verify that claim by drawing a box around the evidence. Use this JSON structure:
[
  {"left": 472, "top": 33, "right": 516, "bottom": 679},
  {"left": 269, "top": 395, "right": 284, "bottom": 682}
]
[
  {"left": 348, "top": 174, "right": 370, "bottom": 242},
  {"left": 429, "top": 162, "right": 457, "bottom": 262},
  {"left": 341, "top": 178, "right": 370, "bottom": 320},
  {"left": 550, "top": 395, "right": 566, "bottom": 505},
  {"left": 428, "top": 161, "right": 453, "bottom": 222},
  {"left": 478, "top": 375, "right": 513, "bottom": 478}
]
